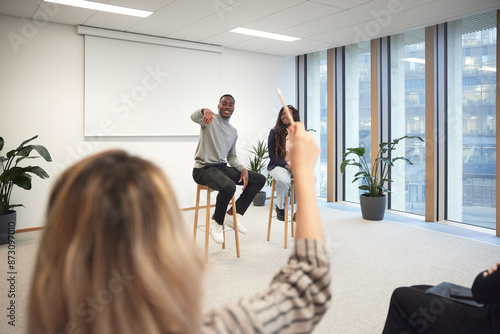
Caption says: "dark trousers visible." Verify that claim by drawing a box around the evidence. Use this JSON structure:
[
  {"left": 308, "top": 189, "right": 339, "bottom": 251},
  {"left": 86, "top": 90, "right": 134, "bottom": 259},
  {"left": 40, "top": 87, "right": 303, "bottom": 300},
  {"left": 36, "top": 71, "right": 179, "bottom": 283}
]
[
  {"left": 193, "top": 165, "right": 266, "bottom": 225},
  {"left": 382, "top": 285, "right": 499, "bottom": 334}
]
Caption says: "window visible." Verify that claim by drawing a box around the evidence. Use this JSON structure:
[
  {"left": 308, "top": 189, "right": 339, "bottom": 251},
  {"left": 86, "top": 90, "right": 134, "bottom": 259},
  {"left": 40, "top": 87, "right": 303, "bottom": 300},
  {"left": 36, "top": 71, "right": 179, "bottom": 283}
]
[
  {"left": 344, "top": 41, "right": 371, "bottom": 203},
  {"left": 389, "top": 28, "right": 426, "bottom": 214},
  {"left": 447, "top": 11, "right": 497, "bottom": 229},
  {"left": 306, "top": 50, "right": 328, "bottom": 196}
]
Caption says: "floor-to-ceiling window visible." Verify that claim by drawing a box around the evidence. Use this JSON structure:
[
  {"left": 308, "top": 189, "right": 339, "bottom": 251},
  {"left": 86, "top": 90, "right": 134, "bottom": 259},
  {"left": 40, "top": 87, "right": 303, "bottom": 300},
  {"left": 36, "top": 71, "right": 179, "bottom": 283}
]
[
  {"left": 389, "top": 28, "right": 426, "bottom": 215},
  {"left": 344, "top": 41, "right": 371, "bottom": 203},
  {"left": 306, "top": 50, "right": 328, "bottom": 197},
  {"left": 302, "top": 10, "right": 498, "bottom": 235},
  {"left": 447, "top": 11, "right": 497, "bottom": 229}
]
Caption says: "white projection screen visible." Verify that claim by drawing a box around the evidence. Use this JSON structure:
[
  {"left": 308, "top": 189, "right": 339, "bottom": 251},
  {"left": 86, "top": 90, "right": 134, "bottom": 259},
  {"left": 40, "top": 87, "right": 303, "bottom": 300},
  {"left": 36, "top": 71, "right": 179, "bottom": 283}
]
[{"left": 84, "top": 34, "right": 221, "bottom": 136}]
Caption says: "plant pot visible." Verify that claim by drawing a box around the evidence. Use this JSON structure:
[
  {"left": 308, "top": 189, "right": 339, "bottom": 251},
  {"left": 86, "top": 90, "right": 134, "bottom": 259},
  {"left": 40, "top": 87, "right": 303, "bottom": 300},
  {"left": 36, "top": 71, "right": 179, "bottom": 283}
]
[
  {"left": 253, "top": 191, "right": 266, "bottom": 206},
  {"left": 359, "top": 194, "right": 386, "bottom": 220},
  {"left": 0, "top": 210, "right": 16, "bottom": 246}
]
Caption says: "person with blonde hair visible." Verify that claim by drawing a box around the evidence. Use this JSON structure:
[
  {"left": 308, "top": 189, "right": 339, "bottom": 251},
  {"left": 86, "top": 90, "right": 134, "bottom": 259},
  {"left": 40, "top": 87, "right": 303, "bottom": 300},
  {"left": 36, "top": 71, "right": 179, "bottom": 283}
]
[{"left": 29, "top": 121, "right": 330, "bottom": 333}]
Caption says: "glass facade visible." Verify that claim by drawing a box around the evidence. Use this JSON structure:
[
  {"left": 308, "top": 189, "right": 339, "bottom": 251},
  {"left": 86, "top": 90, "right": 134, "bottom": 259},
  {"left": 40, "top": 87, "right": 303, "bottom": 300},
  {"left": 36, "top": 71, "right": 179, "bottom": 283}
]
[
  {"left": 389, "top": 29, "right": 426, "bottom": 215},
  {"left": 447, "top": 12, "right": 497, "bottom": 229},
  {"left": 306, "top": 50, "right": 328, "bottom": 197},
  {"left": 304, "top": 10, "right": 497, "bottom": 231},
  {"left": 344, "top": 41, "right": 371, "bottom": 203}
]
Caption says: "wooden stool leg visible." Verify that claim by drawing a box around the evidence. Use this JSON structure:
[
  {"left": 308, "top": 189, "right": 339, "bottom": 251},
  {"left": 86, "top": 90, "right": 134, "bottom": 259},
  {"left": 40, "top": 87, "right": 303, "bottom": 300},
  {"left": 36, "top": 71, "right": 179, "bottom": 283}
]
[
  {"left": 222, "top": 218, "right": 226, "bottom": 250},
  {"left": 231, "top": 196, "right": 240, "bottom": 257},
  {"left": 204, "top": 188, "right": 210, "bottom": 263},
  {"left": 284, "top": 192, "right": 289, "bottom": 249},
  {"left": 291, "top": 182, "right": 295, "bottom": 237},
  {"left": 267, "top": 179, "right": 275, "bottom": 241},
  {"left": 193, "top": 186, "right": 201, "bottom": 241}
]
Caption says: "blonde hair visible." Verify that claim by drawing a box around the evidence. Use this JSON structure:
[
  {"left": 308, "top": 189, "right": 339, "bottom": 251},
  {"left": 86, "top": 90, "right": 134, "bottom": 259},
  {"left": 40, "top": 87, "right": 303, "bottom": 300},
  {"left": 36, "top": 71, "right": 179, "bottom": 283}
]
[{"left": 29, "top": 150, "right": 204, "bottom": 334}]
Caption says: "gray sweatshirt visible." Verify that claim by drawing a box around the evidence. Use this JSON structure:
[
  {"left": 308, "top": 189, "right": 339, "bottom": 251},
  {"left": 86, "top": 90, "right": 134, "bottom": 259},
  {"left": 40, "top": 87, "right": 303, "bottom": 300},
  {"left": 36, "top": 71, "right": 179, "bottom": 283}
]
[{"left": 191, "top": 109, "right": 245, "bottom": 171}]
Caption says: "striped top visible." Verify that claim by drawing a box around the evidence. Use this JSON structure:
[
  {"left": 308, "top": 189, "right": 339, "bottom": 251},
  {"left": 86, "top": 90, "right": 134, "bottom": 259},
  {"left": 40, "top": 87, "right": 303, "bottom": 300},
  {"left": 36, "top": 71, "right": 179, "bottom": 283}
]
[{"left": 201, "top": 239, "right": 331, "bottom": 333}]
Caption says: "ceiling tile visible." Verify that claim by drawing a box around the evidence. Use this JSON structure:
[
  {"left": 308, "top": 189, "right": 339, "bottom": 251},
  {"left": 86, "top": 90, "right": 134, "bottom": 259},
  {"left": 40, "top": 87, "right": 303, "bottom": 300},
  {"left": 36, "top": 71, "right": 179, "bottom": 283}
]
[
  {"left": 0, "top": 0, "right": 41, "bottom": 18},
  {"left": 107, "top": 0, "right": 173, "bottom": 12},
  {"left": 229, "top": 36, "right": 287, "bottom": 51},
  {"left": 33, "top": 1, "right": 96, "bottom": 26},
  {"left": 202, "top": 31, "right": 254, "bottom": 46},
  {"left": 310, "top": 0, "right": 374, "bottom": 10},
  {"left": 280, "top": 10, "right": 372, "bottom": 38},
  {"left": 244, "top": 1, "right": 343, "bottom": 32},
  {"left": 351, "top": 0, "right": 437, "bottom": 17},
  {"left": 166, "top": 0, "right": 305, "bottom": 41},
  {"left": 258, "top": 38, "right": 332, "bottom": 56},
  {"left": 389, "top": 0, "right": 500, "bottom": 32},
  {"left": 127, "top": 0, "right": 217, "bottom": 36},
  {"left": 84, "top": 10, "right": 145, "bottom": 31}
]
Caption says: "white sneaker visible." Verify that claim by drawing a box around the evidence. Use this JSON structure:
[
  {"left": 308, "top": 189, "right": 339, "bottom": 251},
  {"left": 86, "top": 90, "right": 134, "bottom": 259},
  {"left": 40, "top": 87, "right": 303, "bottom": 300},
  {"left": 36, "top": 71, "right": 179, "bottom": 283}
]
[
  {"left": 224, "top": 214, "right": 247, "bottom": 234},
  {"left": 209, "top": 220, "right": 224, "bottom": 244}
]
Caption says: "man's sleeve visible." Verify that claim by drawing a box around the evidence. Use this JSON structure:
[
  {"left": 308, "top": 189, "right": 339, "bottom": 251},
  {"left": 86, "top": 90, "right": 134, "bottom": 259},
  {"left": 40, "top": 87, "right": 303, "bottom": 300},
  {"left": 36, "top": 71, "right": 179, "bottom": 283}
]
[
  {"left": 191, "top": 109, "right": 205, "bottom": 125},
  {"left": 227, "top": 139, "right": 245, "bottom": 172},
  {"left": 471, "top": 266, "right": 500, "bottom": 304}
]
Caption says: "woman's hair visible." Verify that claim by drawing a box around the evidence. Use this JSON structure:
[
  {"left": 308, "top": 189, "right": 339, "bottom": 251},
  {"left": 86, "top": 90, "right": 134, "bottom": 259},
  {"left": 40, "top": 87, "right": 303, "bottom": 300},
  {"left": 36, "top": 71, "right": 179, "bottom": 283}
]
[
  {"left": 274, "top": 105, "right": 300, "bottom": 160},
  {"left": 29, "top": 150, "right": 204, "bottom": 334}
]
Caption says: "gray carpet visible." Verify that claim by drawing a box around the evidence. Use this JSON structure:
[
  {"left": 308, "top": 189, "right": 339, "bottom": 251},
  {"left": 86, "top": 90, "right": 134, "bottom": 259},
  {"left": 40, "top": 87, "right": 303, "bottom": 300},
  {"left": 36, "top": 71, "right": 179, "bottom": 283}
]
[{"left": 1, "top": 204, "right": 499, "bottom": 334}]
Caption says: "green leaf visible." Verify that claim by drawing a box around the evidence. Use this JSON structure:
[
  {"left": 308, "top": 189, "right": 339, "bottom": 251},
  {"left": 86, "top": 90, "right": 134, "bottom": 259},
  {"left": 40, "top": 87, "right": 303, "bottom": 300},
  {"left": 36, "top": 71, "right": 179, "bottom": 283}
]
[
  {"left": 379, "top": 157, "right": 393, "bottom": 165},
  {"left": 6, "top": 149, "right": 17, "bottom": 159},
  {"left": 16, "top": 135, "right": 38, "bottom": 150},
  {"left": 247, "top": 139, "right": 269, "bottom": 174},
  {"left": 340, "top": 160, "right": 349, "bottom": 173},
  {"left": 0, "top": 135, "right": 52, "bottom": 214},
  {"left": 6, "top": 204, "right": 24, "bottom": 212},
  {"left": 31, "top": 145, "right": 52, "bottom": 161},
  {"left": 12, "top": 174, "right": 32, "bottom": 190},
  {"left": 345, "top": 147, "right": 365, "bottom": 157},
  {"left": 392, "top": 156, "right": 413, "bottom": 165},
  {"left": 25, "top": 166, "right": 50, "bottom": 179},
  {"left": 379, "top": 142, "right": 389, "bottom": 149}
]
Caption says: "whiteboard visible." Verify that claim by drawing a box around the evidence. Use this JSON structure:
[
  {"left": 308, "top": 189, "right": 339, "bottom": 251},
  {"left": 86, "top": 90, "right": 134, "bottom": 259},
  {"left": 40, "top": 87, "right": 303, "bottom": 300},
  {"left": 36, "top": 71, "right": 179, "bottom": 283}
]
[{"left": 84, "top": 35, "right": 221, "bottom": 136}]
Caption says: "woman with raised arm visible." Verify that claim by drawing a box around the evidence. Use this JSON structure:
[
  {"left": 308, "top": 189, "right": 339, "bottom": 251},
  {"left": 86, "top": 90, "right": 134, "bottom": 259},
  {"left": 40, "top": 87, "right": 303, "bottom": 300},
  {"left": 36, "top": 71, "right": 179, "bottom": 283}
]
[
  {"left": 267, "top": 105, "right": 301, "bottom": 221},
  {"left": 29, "top": 122, "right": 330, "bottom": 334}
]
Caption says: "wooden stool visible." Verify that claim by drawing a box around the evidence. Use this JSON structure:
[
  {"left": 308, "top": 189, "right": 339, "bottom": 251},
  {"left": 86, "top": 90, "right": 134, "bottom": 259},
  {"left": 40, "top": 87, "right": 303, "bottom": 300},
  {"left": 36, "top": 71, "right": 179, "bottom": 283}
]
[
  {"left": 193, "top": 184, "right": 240, "bottom": 262},
  {"left": 267, "top": 178, "right": 295, "bottom": 248}
]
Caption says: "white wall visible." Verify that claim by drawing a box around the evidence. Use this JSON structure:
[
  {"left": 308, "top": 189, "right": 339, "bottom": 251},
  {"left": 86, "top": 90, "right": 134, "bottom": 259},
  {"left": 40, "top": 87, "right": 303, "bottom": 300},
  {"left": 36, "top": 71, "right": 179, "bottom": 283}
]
[{"left": 0, "top": 14, "right": 295, "bottom": 230}]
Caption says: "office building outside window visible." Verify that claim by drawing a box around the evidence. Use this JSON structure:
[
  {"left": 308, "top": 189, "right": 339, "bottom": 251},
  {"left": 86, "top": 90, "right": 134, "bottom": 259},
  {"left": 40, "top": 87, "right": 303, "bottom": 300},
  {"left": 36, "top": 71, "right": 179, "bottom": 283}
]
[
  {"left": 306, "top": 50, "right": 328, "bottom": 197},
  {"left": 344, "top": 41, "right": 371, "bottom": 203},
  {"left": 447, "top": 11, "right": 497, "bottom": 229},
  {"left": 389, "top": 28, "right": 426, "bottom": 215}
]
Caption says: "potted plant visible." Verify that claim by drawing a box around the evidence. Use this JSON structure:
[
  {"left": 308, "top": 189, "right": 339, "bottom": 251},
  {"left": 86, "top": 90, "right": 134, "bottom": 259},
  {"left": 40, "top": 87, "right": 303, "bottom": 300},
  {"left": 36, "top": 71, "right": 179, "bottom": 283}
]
[
  {"left": 0, "top": 135, "right": 52, "bottom": 245},
  {"left": 247, "top": 139, "right": 268, "bottom": 206},
  {"left": 340, "top": 135, "right": 424, "bottom": 220}
]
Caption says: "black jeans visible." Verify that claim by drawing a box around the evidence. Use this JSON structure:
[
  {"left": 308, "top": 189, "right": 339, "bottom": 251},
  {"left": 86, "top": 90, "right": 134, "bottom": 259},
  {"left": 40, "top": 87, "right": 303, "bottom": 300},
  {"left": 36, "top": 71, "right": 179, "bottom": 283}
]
[{"left": 193, "top": 165, "right": 266, "bottom": 225}]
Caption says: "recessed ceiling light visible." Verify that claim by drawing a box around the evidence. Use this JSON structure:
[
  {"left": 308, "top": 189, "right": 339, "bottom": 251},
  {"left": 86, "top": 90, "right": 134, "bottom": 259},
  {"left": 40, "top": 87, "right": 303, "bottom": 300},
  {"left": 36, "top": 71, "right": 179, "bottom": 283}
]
[
  {"left": 230, "top": 27, "right": 300, "bottom": 42},
  {"left": 44, "top": 0, "right": 153, "bottom": 18}
]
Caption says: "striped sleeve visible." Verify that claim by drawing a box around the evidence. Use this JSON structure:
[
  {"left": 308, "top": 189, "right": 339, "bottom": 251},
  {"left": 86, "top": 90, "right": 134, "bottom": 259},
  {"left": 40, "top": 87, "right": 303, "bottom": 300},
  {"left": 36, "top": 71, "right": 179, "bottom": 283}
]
[{"left": 201, "top": 239, "right": 331, "bottom": 334}]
